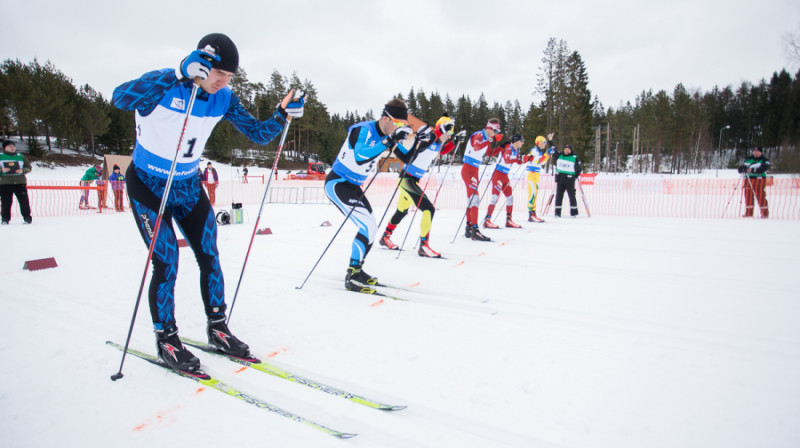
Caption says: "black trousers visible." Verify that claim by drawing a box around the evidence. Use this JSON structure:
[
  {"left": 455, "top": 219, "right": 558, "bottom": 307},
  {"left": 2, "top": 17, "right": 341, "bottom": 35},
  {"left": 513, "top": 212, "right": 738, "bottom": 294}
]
[
  {"left": 0, "top": 183, "right": 32, "bottom": 222},
  {"left": 555, "top": 179, "right": 578, "bottom": 217}
]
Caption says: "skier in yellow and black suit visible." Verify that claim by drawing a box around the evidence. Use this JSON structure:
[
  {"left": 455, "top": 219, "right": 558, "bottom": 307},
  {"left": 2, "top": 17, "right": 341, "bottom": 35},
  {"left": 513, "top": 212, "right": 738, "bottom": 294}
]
[{"left": 380, "top": 116, "right": 458, "bottom": 258}]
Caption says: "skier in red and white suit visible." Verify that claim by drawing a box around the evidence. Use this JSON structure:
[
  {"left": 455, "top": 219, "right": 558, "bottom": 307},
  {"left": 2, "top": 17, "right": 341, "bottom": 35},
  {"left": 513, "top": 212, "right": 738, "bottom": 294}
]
[
  {"left": 460, "top": 118, "right": 503, "bottom": 241},
  {"left": 483, "top": 134, "right": 525, "bottom": 229}
]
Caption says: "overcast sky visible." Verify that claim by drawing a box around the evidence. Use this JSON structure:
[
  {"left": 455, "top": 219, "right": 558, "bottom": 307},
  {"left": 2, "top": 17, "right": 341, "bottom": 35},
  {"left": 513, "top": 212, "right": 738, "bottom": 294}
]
[{"left": 2, "top": 0, "right": 799, "bottom": 117}]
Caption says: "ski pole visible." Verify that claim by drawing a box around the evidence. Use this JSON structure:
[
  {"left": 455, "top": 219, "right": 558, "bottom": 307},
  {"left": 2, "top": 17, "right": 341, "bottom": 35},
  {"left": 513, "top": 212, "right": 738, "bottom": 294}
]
[
  {"left": 721, "top": 174, "right": 744, "bottom": 218},
  {"left": 451, "top": 158, "right": 494, "bottom": 243},
  {"left": 577, "top": 177, "right": 591, "bottom": 217},
  {"left": 394, "top": 157, "right": 440, "bottom": 257},
  {"left": 374, "top": 138, "right": 426, "bottom": 234},
  {"left": 226, "top": 90, "right": 304, "bottom": 325},
  {"left": 111, "top": 76, "right": 204, "bottom": 382},
  {"left": 430, "top": 138, "right": 465, "bottom": 207},
  {"left": 295, "top": 145, "right": 397, "bottom": 291},
  {"left": 400, "top": 137, "right": 464, "bottom": 252},
  {"left": 489, "top": 163, "right": 526, "bottom": 223}
]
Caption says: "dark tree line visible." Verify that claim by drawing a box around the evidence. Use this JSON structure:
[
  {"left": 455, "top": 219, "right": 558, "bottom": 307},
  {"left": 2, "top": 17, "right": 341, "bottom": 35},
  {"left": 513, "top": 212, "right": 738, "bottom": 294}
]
[{"left": 2, "top": 38, "right": 798, "bottom": 173}]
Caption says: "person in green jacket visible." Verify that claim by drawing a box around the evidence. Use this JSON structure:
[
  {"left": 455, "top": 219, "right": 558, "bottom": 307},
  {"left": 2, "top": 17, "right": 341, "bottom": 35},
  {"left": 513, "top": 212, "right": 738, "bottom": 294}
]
[
  {"left": 0, "top": 140, "right": 33, "bottom": 224},
  {"left": 738, "top": 146, "right": 771, "bottom": 218},
  {"left": 552, "top": 144, "right": 583, "bottom": 218},
  {"left": 79, "top": 165, "right": 102, "bottom": 209}
]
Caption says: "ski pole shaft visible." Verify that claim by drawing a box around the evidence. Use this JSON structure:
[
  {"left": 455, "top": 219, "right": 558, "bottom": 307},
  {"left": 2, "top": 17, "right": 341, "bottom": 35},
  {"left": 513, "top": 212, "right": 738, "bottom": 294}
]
[
  {"left": 490, "top": 163, "right": 526, "bottom": 222},
  {"left": 227, "top": 116, "right": 293, "bottom": 325},
  {"left": 451, "top": 160, "right": 493, "bottom": 243},
  {"left": 577, "top": 178, "right": 591, "bottom": 217},
  {"left": 295, "top": 146, "right": 396, "bottom": 290},
  {"left": 431, "top": 140, "right": 463, "bottom": 207},
  {"left": 395, "top": 160, "right": 438, "bottom": 257},
  {"left": 111, "top": 78, "right": 202, "bottom": 382}
]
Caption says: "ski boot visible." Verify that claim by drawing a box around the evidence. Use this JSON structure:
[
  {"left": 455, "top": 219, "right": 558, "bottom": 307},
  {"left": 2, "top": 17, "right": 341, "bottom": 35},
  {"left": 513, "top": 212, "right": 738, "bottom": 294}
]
[
  {"left": 470, "top": 225, "right": 491, "bottom": 241},
  {"left": 482, "top": 216, "right": 500, "bottom": 229},
  {"left": 156, "top": 325, "right": 201, "bottom": 373},
  {"left": 379, "top": 231, "right": 398, "bottom": 250},
  {"left": 418, "top": 237, "right": 442, "bottom": 258},
  {"left": 528, "top": 210, "right": 544, "bottom": 223},
  {"left": 505, "top": 217, "right": 522, "bottom": 228},
  {"left": 207, "top": 315, "right": 253, "bottom": 358},
  {"left": 464, "top": 224, "right": 474, "bottom": 239},
  {"left": 345, "top": 265, "right": 378, "bottom": 293}
]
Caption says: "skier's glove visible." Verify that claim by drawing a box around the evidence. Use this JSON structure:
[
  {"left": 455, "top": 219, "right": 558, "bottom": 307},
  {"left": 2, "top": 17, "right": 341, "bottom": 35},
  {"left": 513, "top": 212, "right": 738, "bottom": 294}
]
[
  {"left": 180, "top": 48, "right": 219, "bottom": 81},
  {"left": 415, "top": 125, "right": 436, "bottom": 145},
  {"left": 737, "top": 165, "right": 747, "bottom": 174},
  {"left": 382, "top": 126, "right": 413, "bottom": 148},
  {"left": 493, "top": 133, "right": 504, "bottom": 142},
  {"left": 454, "top": 130, "right": 467, "bottom": 143},
  {"left": 278, "top": 89, "right": 306, "bottom": 119}
]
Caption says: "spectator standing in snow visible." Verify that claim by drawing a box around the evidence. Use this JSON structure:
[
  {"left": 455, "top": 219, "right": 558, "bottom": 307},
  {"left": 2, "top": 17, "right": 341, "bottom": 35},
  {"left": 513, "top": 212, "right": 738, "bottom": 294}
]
[
  {"left": 738, "top": 147, "right": 771, "bottom": 218},
  {"left": 80, "top": 165, "right": 102, "bottom": 209},
  {"left": 203, "top": 162, "right": 219, "bottom": 206},
  {"left": 552, "top": 144, "right": 582, "bottom": 218},
  {"left": 108, "top": 164, "right": 126, "bottom": 211},
  {"left": 0, "top": 140, "right": 33, "bottom": 224}
]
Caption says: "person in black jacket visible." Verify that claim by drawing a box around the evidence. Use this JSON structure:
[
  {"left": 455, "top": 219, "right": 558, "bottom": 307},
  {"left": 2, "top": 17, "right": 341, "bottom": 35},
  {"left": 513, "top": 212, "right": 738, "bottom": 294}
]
[
  {"left": 738, "top": 146, "right": 771, "bottom": 218},
  {"left": 552, "top": 144, "right": 582, "bottom": 218}
]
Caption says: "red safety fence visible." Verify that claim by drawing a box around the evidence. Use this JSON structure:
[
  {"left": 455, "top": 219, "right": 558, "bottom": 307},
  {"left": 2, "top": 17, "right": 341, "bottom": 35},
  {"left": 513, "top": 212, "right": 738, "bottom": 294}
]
[{"left": 9, "top": 173, "right": 800, "bottom": 220}]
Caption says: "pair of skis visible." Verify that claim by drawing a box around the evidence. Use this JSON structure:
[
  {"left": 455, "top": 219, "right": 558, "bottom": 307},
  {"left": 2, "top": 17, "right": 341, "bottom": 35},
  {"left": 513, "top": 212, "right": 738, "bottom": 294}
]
[{"left": 107, "top": 338, "right": 406, "bottom": 439}]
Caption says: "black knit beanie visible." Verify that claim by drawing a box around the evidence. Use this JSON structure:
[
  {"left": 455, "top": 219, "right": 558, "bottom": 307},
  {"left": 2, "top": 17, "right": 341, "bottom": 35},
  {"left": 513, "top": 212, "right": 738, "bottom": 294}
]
[{"left": 197, "top": 33, "right": 239, "bottom": 73}]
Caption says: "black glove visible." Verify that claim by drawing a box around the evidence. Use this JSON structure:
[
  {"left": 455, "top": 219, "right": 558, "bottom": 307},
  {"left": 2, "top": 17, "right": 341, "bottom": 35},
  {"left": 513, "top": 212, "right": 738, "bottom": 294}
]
[
  {"left": 382, "top": 126, "right": 413, "bottom": 148},
  {"left": 737, "top": 165, "right": 746, "bottom": 174},
  {"left": 454, "top": 130, "right": 467, "bottom": 143},
  {"left": 415, "top": 125, "right": 436, "bottom": 145}
]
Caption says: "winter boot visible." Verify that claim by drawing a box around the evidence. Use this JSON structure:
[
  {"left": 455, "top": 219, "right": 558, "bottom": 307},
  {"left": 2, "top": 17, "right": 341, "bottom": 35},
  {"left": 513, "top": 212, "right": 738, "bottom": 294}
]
[
  {"left": 418, "top": 237, "right": 442, "bottom": 258},
  {"left": 528, "top": 210, "right": 544, "bottom": 223},
  {"left": 379, "top": 231, "right": 398, "bottom": 250},
  {"left": 345, "top": 266, "right": 378, "bottom": 293},
  {"left": 505, "top": 217, "right": 522, "bottom": 228},
  {"left": 207, "top": 315, "right": 253, "bottom": 358},
  {"left": 156, "top": 325, "right": 201, "bottom": 373},
  {"left": 482, "top": 216, "right": 500, "bottom": 229},
  {"left": 470, "top": 225, "right": 491, "bottom": 242}
]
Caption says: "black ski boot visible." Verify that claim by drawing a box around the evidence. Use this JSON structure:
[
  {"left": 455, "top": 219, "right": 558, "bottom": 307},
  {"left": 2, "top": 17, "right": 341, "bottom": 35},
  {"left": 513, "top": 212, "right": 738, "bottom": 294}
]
[
  {"left": 470, "top": 225, "right": 491, "bottom": 241},
  {"left": 345, "top": 266, "right": 378, "bottom": 293},
  {"left": 207, "top": 315, "right": 252, "bottom": 358},
  {"left": 156, "top": 325, "right": 201, "bottom": 373},
  {"left": 464, "top": 224, "right": 473, "bottom": 239}
]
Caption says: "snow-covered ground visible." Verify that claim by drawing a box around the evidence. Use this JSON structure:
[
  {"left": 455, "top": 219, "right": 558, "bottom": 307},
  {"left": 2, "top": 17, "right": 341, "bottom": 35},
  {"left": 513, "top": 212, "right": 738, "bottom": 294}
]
[{"left": 1, "top": 164, "right": 799, "bottom": 448}]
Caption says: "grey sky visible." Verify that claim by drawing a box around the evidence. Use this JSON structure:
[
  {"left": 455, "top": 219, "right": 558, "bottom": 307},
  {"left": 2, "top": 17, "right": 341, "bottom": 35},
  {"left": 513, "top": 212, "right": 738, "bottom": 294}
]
[{"left": 2, "top": 0, "right": 798, "bottom": 116}]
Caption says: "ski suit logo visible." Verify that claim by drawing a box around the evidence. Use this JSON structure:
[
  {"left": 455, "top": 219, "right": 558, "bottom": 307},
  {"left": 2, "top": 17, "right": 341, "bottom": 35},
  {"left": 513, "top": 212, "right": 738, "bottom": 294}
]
[{"left": 170, "top": 98, "right": 186, "bottom": 111}]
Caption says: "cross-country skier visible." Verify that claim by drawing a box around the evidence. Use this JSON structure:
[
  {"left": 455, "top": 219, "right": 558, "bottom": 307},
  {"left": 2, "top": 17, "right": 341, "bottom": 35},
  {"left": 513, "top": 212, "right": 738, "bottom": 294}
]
[
  {"left": 325, "top": 98, "right": 413, "bottom": 293},
  {"left": 461, "top": 119, "right": 504, "bottom": 241},
  {"left": 483, "top": 134, "right": 525, "bottom": 229},
  {"left": 380, "top": 115, "right": 458, "bottom": 257},
  {"left": 552, "top": 144, "right": 582, "bottom": 218},
  {"left": 112, "top": 33, "right": 305, "bottom": 372},
  {"left": 524, "top": 133, "right": 554, "bottom": 222}
]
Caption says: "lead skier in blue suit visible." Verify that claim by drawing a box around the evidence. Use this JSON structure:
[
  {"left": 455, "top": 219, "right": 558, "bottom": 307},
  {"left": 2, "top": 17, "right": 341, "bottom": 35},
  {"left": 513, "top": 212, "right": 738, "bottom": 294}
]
[{"left": 113, "top": 33, "right": 304, "bottom": 372}]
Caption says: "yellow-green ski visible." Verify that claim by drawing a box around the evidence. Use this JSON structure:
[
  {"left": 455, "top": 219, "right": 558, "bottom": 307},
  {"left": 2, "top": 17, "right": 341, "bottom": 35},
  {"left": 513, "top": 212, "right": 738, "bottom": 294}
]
[
  {"left": 180, "top": 337, "right": 406, "bottom": 411},
  {"left": 106, "top": 341, "right": 356, "bottom": 438}
]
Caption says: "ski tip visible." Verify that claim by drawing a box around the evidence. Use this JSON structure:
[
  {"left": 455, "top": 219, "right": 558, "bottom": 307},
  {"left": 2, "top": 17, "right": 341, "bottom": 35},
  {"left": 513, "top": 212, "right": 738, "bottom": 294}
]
[
  {"left": 338, "top": 433, "right": 358, "bottom": 439},
  {"left": 383, "top": 405, "right": 407, "bottom": 411}
]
